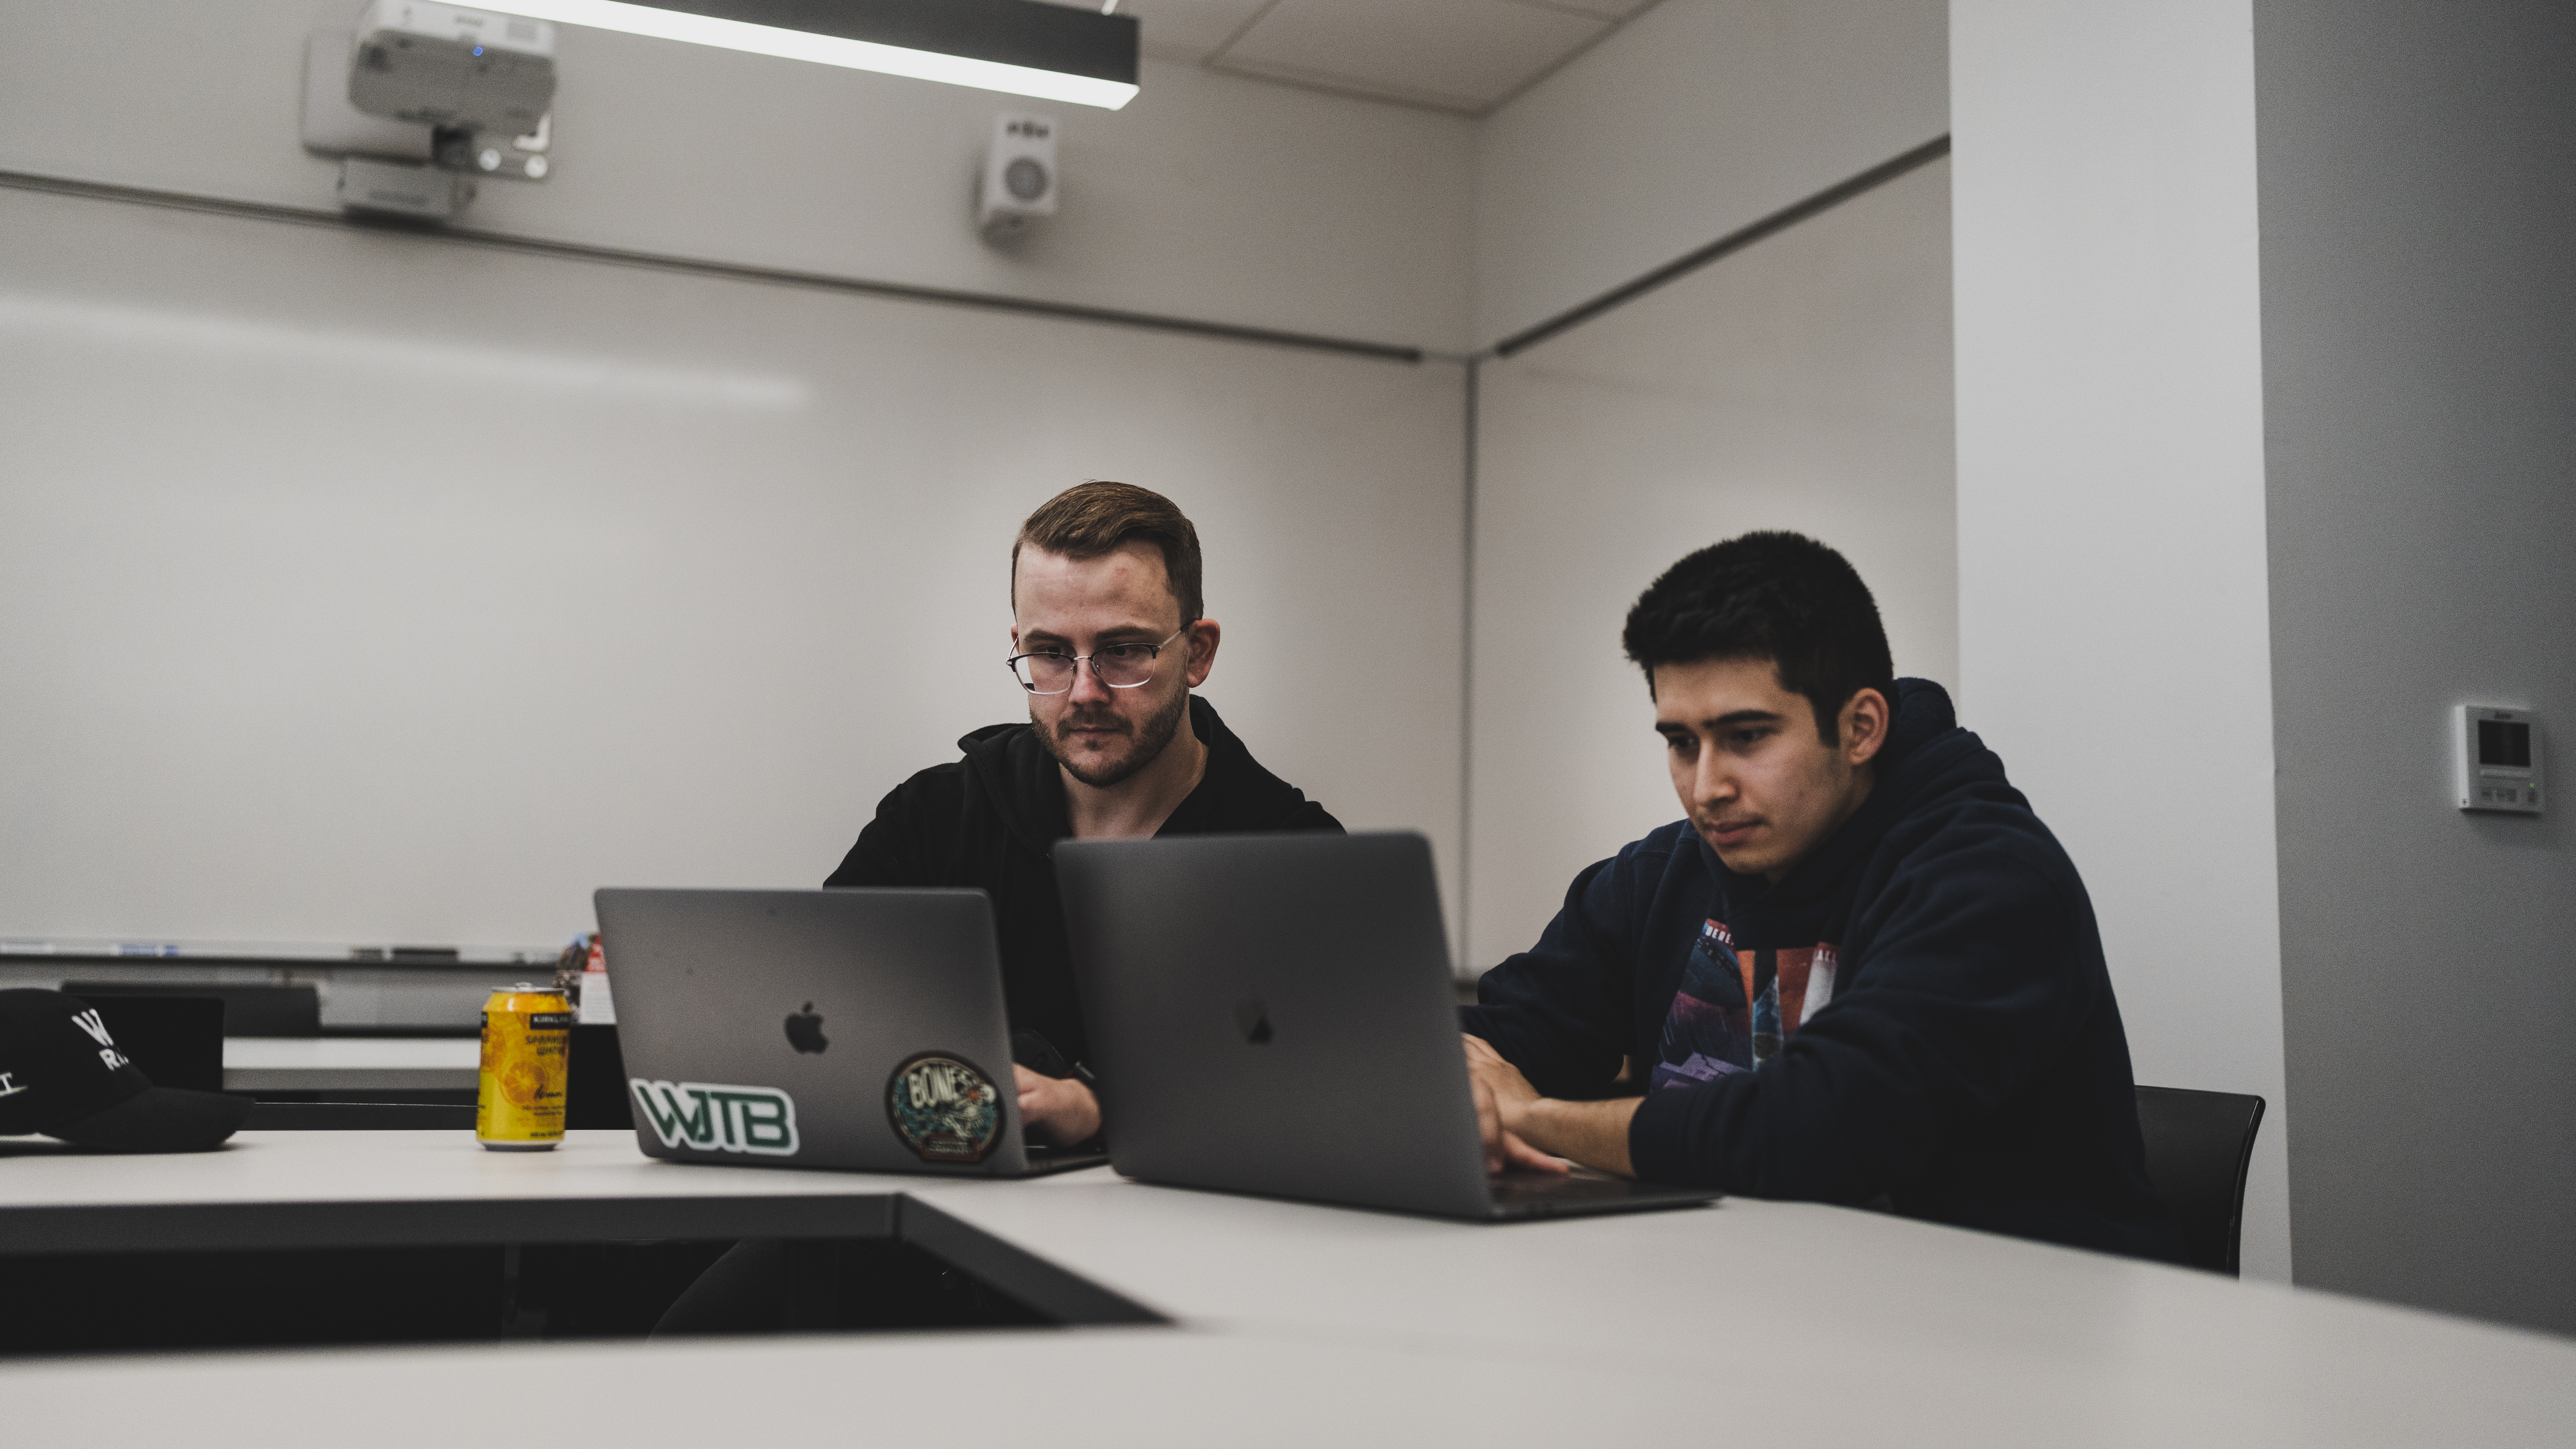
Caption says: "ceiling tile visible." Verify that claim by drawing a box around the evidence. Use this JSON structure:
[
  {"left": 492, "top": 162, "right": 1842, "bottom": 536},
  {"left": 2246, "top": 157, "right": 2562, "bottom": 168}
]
[{"left": 1215, "top": 0, "right": 1607, "bottom": 113}]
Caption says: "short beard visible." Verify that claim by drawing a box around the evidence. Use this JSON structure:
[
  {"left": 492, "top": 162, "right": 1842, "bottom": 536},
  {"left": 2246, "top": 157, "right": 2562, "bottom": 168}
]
[{"left": 1040, "top": 686, "right": 1190, "bottom": 790}]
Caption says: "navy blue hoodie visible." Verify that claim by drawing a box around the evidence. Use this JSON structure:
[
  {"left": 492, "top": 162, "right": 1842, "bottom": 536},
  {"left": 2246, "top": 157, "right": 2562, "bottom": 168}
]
[{"left": 1462, "top": 680, "right": 2183, "bottom": 1263}]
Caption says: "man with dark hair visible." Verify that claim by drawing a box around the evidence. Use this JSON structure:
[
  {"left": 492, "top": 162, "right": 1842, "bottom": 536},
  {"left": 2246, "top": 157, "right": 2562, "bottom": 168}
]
[
  {"left": 1461, "top": 531, "right": 2182, "bottom": 1262},
  {"left": 828, "top": 481, "right": 1339, "bottom": 1146}
]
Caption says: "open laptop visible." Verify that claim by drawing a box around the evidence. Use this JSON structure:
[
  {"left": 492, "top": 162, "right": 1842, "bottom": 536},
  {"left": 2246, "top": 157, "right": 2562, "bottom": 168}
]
[
  {"left": 593, "top": 887, "right": 1107, "bottom": 1177},
  {"left": 1055, "top": 831, "right": 1718, "bottom": 1221}
]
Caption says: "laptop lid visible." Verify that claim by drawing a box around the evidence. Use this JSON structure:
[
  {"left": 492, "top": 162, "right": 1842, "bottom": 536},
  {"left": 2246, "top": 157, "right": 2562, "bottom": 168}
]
[
  {"left": 593, "top": 887, "right": 1030, "bottom": 1176},
  {"left": 1056, "top": 831, "right": 1503, "bottom": 1217}
]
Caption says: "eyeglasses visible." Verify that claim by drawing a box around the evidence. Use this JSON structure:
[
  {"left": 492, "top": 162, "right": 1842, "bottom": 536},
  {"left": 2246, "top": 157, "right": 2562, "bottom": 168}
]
[{"left": 1005, "top": 629, "right": 1185, "bottom": 694}]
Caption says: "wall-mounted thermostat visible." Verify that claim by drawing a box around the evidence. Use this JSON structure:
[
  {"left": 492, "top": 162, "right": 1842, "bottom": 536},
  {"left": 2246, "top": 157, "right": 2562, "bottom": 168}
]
[{"left": 2456, "top": 705, "right": 2543, "bottom": 814}]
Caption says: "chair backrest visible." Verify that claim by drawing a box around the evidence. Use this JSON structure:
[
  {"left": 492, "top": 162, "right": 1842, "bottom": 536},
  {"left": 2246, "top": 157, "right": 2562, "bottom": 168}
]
[
  {"left": 64, "top": 981, "right": 321, "bottom": 1036},
  {"left": 74, "top": 994, "right": 228, "bottom": 1093},
  {"left": 2135, "top": 1085, "right": 2266, "bottom": 1275},
  {"left": 566, "top": 1023, "right": 633, "bottom": 1130}
]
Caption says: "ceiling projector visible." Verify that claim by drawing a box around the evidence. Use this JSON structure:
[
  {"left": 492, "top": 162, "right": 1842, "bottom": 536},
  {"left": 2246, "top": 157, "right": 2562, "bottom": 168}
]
[{"left": 348, "top": 0, "right": 557, "bottom": 137}]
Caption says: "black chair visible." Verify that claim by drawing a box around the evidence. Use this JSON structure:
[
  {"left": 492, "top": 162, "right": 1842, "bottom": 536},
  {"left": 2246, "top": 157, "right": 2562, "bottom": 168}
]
[
  {"left": 64, "top": 981, "right": 321, "bottom": 1036},
  {"left": 566, "top": 1024, "right": 633, "bottom": 1130},
  {"left": 2135, "top": 1085, "right": 2266, "bottom": 1276},
  {"left": 71, "top": 994, "right": 229, "bottom": 1093},
  {"left": 239, "top": 1028, "right": 630, "bottom": 1132}
]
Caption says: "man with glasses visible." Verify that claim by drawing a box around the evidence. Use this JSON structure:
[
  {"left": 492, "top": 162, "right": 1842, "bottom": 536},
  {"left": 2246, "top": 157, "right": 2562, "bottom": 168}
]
[{"left": 825, "top": 481, "right": 1340, "bottom": 1147}]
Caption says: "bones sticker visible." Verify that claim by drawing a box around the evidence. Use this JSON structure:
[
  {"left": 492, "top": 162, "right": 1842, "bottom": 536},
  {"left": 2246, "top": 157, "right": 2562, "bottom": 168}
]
[{"left": 885, "top": 1051, "right": 1004, "bottom": 1164}]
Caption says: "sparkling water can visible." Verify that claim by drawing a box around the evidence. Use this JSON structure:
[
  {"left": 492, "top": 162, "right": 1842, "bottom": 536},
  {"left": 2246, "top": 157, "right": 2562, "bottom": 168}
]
[{"left": 476, "top": 983, "right": 572, "bottom": 1150}]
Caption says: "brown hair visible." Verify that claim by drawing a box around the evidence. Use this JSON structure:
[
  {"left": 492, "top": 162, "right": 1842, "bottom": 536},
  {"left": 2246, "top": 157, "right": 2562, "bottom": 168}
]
[{"left": 1011, "top": 481, "right": 1204, "bottom": 625}]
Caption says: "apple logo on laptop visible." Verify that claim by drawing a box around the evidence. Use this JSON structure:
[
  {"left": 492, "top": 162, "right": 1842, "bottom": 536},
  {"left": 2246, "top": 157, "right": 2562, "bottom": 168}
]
[
  {"left": 784, "top": 1002, "right": 828, "bottom": 1055},
  {"left": 1234, "top": 996, "right": 1273, "bottom": 1046}
]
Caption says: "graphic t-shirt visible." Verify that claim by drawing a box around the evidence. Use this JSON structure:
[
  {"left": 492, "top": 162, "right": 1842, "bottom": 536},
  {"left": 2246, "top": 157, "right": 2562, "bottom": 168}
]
[{"left": 1650, "top": 918, "right": 1839, "bottom": 1089}]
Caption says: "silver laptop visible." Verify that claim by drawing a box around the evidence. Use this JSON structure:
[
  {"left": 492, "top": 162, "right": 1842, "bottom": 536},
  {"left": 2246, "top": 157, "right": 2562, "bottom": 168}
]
[
  {"left": 594, "top": 887, "right": 1107, "bottom": 1177},
  {"left": 1054, "top": 831, "right": 1719, "bottom": 1221}
]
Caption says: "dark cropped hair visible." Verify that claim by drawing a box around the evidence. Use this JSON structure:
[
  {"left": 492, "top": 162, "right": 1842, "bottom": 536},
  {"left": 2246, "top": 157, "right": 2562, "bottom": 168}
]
[
  {"left": 1621, "top": 531, "right": 1894, "bottom": 744},
  {"left": 1012, "top": 481, "right": 1204, "bottom": 626}
]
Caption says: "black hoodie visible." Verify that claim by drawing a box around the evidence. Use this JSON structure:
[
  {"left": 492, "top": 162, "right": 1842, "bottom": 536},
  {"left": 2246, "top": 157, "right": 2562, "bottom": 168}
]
[
  {"left": 825, "top": 696, "right": 1341, "bottom": 1072},
  {"left": 1462, "top": 679, "right": 2184, "bottom": 1263}
]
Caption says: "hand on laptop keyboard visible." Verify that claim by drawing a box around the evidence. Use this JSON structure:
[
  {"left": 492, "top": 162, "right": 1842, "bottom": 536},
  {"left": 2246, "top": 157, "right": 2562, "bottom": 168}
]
[
  {"left": 1464, "top": 1033, "right": 1571, "bottom": 1177},
  {"left": 1015, "top": 1064, "right": 1102, "bottom": 1147}
]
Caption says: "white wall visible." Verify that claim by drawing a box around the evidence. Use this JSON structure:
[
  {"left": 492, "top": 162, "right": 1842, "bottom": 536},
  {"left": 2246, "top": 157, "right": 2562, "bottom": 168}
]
[
  {"left": 0, "top": 0, "right": 1472, "bottom": 350},
  {"left": 1472, "top": 0, "right": 1947, "bottom": 347},
  {"left": 2255, "top": 0, "right": 2576, "bottom": 1335},
  {"left": 0, "top": 158, "right": 1465, "bottom": 957},
  {"left": 1951, "top": 1, "right": 2290, "bottom": 1281},
  {"left": 1467, "top": 158, "right": 1955, "bottom": 968}
]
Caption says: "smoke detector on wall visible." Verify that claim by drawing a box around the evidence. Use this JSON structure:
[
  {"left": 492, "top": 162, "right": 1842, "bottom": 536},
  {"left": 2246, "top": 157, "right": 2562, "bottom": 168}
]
[{"left": 978, "top": 112, "right": 1060, "bottom": 245}]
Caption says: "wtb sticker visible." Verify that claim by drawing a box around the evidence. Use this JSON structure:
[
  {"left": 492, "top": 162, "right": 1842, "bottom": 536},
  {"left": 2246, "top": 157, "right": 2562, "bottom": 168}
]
[
  {"left": 885, "top": 1052, "right": 1003, "bottom": 1164},
  {"left": 628, "top": 1079, "right": 800, "bottom": 1157}
]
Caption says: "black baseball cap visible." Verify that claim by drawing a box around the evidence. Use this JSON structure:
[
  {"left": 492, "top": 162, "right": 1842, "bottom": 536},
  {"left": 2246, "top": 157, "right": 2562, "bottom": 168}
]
[{"left": 0, "top": 989, "right": 250, "bottom": 1151}]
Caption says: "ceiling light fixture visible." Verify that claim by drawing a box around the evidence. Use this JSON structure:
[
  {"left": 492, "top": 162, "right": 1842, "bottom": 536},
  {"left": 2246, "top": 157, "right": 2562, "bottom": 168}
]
[{"left": 495, "top": 0, "right": 1140, "bottom": 110}]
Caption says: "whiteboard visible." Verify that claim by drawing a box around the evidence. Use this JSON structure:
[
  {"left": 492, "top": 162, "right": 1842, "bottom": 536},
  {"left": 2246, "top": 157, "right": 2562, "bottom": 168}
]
[{"left": 0, "top": 187, "right": 1466, "bottom": 953}]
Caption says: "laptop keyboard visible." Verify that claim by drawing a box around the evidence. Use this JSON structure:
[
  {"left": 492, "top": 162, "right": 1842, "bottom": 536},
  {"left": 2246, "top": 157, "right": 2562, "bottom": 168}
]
[{"left": 1488, "top": 1170, "right": 1661, "bottom": 1206}]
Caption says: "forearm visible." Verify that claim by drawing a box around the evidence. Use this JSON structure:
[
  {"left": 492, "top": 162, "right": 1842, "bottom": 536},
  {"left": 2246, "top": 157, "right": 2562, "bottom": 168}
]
[{"left": 1512, "top": 1096, "right": 1641, "bottom": 1178}]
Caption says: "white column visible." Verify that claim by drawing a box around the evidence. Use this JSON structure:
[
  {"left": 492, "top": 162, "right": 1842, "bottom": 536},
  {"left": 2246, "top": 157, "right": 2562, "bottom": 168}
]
[{"left": 1951, "top": 0, "right": 2290, "bottom": 1280}]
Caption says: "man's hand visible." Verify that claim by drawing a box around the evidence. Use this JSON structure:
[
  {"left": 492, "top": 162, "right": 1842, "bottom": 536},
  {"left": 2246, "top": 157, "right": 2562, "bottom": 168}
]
[
  {"left": 1462, "top": 1034, "right": 1569, "bottom": 1176},
  {"left": 1464, "top": 1034, "right": 1644, "bottom": 1179},
  {"left": 1014, "top": 1065, "right": 1102, "bottom": 1147}
]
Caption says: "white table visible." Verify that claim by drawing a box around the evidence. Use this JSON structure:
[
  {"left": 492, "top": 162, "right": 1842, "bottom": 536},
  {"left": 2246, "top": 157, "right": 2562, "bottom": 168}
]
[
  {"left": 4, "top": 1131, "right": 2573, "bottom": 1447},
  {"left": 221, "top": 1035, "right": 479, "bottom": 1092}
]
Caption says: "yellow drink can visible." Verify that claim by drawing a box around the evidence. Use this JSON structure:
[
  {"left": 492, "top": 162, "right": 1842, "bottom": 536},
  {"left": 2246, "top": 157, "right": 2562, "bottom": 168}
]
[{"left": 476, "top": 984, "right": 572, "bottom": 1151}]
